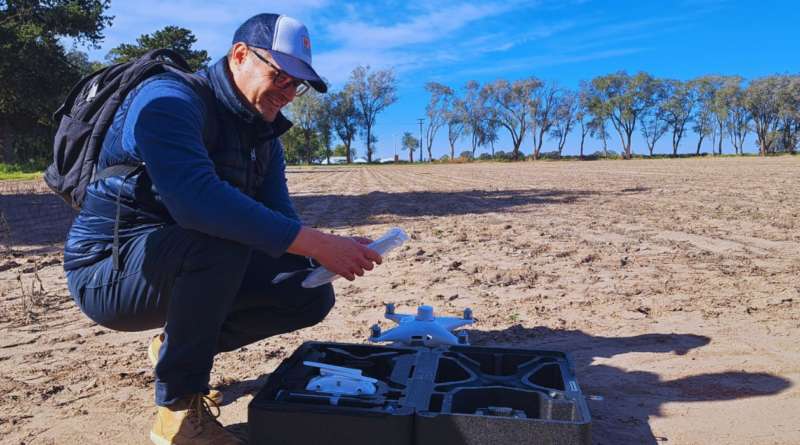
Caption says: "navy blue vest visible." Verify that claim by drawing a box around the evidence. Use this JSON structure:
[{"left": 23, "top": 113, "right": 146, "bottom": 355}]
[{"left": 63, "top": 58, "right": 292, "bottom": 270}]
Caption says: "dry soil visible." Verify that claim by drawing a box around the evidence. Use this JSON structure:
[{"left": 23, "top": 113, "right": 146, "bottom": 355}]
[{"left": 1, "top": 157, "right": 799, "bottom": 444}]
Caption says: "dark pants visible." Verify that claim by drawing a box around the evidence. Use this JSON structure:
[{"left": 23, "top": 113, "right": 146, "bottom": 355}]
[{"left": 66, "top": 225, "right": 334, "bottom": 406}]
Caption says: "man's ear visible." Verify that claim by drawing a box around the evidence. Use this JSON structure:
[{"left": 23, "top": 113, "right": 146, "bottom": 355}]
[{"left": 229, "top": 42, "right": 249, "bottom": 71}]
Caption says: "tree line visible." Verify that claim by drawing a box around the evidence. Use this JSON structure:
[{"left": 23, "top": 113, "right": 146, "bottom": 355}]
[
  {"left": 2, "top": 1, "right": 798, "bottom": 166},
  {"left": 423, "top": 72, "right": 800, "bottom": 162},
  {"left": 258, "top": 71, "right": 800, "bottom": 164}
]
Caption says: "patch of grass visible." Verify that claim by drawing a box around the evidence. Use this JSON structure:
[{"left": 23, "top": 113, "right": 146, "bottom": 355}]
[{"left": 0, "top": 160, "right": 47, "bottom": 181}]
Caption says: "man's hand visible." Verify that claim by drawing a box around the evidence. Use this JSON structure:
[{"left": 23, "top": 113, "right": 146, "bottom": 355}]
[
  {"left": 288, "top": 227, "right": 382, "bottom": 281},
  {"left": 349, "top": 236, "right": 373, "bottom": 245}
]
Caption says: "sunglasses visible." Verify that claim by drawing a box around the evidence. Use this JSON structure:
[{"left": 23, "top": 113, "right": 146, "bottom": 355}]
[{"left": 249, "top": 48, "right": 311, "bottom": 97}]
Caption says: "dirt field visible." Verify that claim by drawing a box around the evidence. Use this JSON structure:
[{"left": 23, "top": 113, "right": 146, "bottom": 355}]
[{"left": 1, "top": 157, "right": 799, "bottom": 445}]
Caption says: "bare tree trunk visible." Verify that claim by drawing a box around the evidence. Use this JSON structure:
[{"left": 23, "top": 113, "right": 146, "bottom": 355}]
[
  {"left": 346, "top": 140, "right": 352, "bottom": 164},
  {"left": 580, "top": 133, "right": 585, "bottom": 159},
  {"left": 1, "top": 117, "right": 14, "bottom": 165},
  {"left": 711, "top": 133, "right": 716, "bottom": 156},
  {"left": 366, "top": 126, "right": 373, "bottom": 162},
  {"left": 450, "top": 144, "right": 454, "bottom": 161},
  {"left": 717, "top": 122, "right": 723, "bottom": 155},
  {"left": 613, "top": 124, "right": 626, "bottom": 158},
  {"left": 534, "top": 140, "right": 543, "bottom": 161},
  {"left": 305, "top": 130, "right": 312, "bottom": 165},
  {"left": 696, "top": 135, "right": 704, "bottom": 155},
  {"left": 625, "top": 132, "right": 632, "bottom": 159}
]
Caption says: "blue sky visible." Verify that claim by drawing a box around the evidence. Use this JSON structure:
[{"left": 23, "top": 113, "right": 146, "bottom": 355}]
[{"left": 83, "top": 0, "right": 800, "bottom": 159}]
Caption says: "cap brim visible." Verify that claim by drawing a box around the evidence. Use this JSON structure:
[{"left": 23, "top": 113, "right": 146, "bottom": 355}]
[{"left": 267, "top": 50, "right": 327, "bottom": 93}]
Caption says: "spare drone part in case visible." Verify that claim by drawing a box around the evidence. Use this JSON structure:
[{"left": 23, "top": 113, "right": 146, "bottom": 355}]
[
  {"left": 249, "top": 343, "right": 420, "bottom": 445},
  {"left": 369, "top": 304, "right": 475, "bottom": 348},
  {"left": 304, "top": 361, "right": 378, "bottom": 395}
]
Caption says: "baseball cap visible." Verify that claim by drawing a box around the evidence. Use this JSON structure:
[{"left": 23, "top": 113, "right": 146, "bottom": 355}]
[{"left": 232, "top": 13, "right": 327, "bottom": 93}]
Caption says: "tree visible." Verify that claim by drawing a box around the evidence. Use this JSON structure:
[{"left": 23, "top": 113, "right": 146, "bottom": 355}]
[
  {"left": 280, "top": 124, "right": 304, "bottom": 164},
  {"left": 462, "top": 80, "right": 488, "bottom": 159},
  {"left": 286, "top": 88, "right": 323, "bottom": 165},
  {"left": 718, "top": 76, "right": 750, "bottom": 155},
  {"left": 575, "top": 80, "right": 593, "bottom": 159},
  {"left": 549, "top": 90, "right": 578, "bottom": 158},
  {"left": 744, "top": 75, "right": 787, "bottom": 156},
  {"left": 638, "top": 78, "right": 669, "bottom": 157},
  {"left": 401, "top": 131, "right": 418, "bottom": 163},
  {"left": 692, "top": 76, "right": 719, "bottom": 155},
  {"left": 707, "top": 75, "right": 733, "bottom": 155},
  {"left": 483, "top": 77, "right": 541, "bottom": 160},
  {"left": 484, "top": 115, "right": 501, "bottom": 159},
  {"left": 662, "top": 79, "right": 699, "bottom": 157},
  {"left": 66, "top": 49, "right": 105, "bottom": 77},
  {"left": 330, "top": 88, "right": 362, "bottom": 163},
  {"left": 587, "top": 117, "right": 610, "bottom": 157},
  {"left": 588, "top": 71, "right": 657, "bottom": 159},
  {"left": 424, "top": 82, "right": 453, "bottom": 163},
  {"left": 362, "top": 133, "right": 378, "bottom": 161},
  {"left": 776, "top": 74, "right": 800, "bottom": 154},
  {"left": 531, "top": 79, "right": 559, "bottom": 160},
  {"left": 0, "top": 0, "right": 113, "bottom": 164},
  {"left": 106, "top": 26, "right": 210, "bottom": 71},
  {"left": 446, "top": 97, "right": 466, "bottom": 161},
  {"left": 332, "top": 144, "right": 355, "bottom": 158},
  {"left": 317, "top": 94, "right": 335, "bottom": 164},
  {"left": 349, "top": 65, "right": 398, "bottom": 162}
]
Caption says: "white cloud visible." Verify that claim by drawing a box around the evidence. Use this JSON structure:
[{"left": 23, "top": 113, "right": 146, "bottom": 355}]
[
  {"left": 454, "top": 47, "right": 649, "bottom": 78},
  {"left": 86, "top": 0, "right": 332, "bottom": 60}
]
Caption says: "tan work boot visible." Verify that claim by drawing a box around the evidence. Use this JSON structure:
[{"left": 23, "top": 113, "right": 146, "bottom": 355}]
[
  {"left": 150, "top": 393, "right": 243, "bottom": 445},
  {"left": 149, "top": 333, "right": 224, "bottom": 405}
]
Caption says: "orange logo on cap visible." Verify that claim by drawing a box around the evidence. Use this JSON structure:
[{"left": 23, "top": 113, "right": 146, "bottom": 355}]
[{"left": 302, "top": 36, "right": 311, "bottom": 55}]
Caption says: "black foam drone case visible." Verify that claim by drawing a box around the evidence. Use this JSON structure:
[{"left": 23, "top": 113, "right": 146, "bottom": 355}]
[{"left": 248, "top": 342, "right": 590, "bottom": 445}]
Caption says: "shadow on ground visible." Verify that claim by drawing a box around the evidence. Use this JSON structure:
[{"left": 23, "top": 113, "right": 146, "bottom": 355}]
[
  {"left": 0, "top": 187, "right": 650, "bottom": 247},
  {"left": 470, "top": 326, "right": 790, "bottom": 445},
  {"left": 0, "top": 192, "right": 77, "bottom": 247},
  {"left": 292, "top": 188, "right": 645, "bottom": 228}
]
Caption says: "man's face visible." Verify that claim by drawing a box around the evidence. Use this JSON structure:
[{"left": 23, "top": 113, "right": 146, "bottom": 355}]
[{"left": 230, "top": 45, "right": 297, "bottom": 122}]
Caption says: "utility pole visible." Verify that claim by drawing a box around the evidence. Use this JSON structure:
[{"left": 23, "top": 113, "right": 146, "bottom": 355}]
[{"left": 417, "top": 118, "right": 424, "bottom": 162}]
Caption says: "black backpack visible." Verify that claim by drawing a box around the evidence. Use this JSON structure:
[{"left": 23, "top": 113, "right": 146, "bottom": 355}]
[{"left": 44, "top": 49, "right": 196, "bottom": 210}]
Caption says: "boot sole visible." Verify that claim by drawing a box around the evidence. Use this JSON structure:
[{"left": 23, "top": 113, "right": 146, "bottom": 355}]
[{"left": 150, "top": 430, "right": 174, "bottom": 445}]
